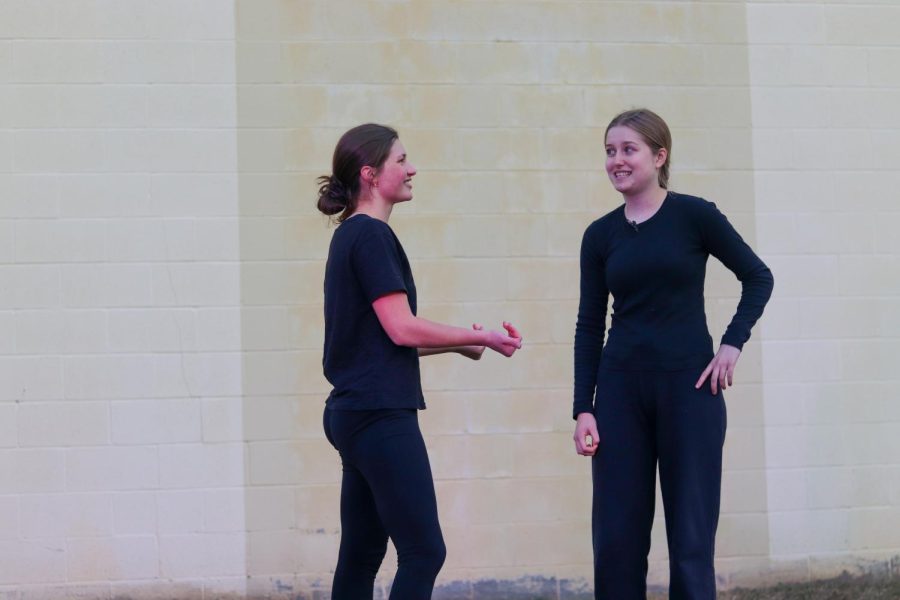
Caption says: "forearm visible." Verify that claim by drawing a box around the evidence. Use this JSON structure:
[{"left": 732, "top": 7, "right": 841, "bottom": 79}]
[
  {"left": 573, "top": 318, "right": 605, "bottom": 418},
  {"left": 393, "top": 315, "right": 486, "bottom": 349},
  {"left": 722, "top": 263, "right": 774, "bottom": 349},
  {"left": 418, "top": 345, "right": 483, "bottom": 359},
  {"left": 573, "top": 301, "right": 607, "bottom": 418},
  {"left": 373, "top": 292, "right": 518, "bottom": 358}
]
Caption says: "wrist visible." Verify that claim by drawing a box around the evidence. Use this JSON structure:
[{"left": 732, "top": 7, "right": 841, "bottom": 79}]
[
  {"left": 720, "top": 337, "right": 743, "bottom": 351},
  {"left": 458, "top": 345, "right": 483, "bottom": 360}
]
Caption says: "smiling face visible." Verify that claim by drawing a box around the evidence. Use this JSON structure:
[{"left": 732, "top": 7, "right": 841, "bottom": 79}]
[
  {"left": 372, "top": 140, "right": 417, "bottom": 204},
  {"left": 604, "top": 125, "right": 667, "bottom": 198}
]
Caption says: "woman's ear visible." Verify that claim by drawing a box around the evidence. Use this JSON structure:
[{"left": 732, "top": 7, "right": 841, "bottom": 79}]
[
  {"left": 655, "top": 147, "right": 668, "bottom": 169},
  {"left": 360, "top": 165, "right": 378, "bottom": 185}
]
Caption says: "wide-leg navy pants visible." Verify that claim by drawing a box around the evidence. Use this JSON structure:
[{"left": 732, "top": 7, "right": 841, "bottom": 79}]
[
  {"left": 591, "top": 367, "right": 727, "bottom": 600},
  {"left": 324, "top": 407, "right": 446, "bottom": 599}
]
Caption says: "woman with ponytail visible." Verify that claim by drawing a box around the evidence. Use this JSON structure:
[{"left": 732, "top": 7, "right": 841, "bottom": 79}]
[
  {"left": 318, "top": 123, "right": 522, "bottom": 599},
  {"left": 572, "top": 109, "right": 773, "bottom": 599}
]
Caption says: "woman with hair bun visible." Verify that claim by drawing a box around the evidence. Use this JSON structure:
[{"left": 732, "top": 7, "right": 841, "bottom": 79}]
[
  {"left": 318, "top": 123, "right": 522, "bottom": 599},
  {"left": 572, "top": 109, "right": 773, "bottom": 599}
]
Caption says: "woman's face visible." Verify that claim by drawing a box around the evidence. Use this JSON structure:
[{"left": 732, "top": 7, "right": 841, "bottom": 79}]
[
  {"left": 604, "top": 125, "right": 665, "bottom": 197},
  {"left": 373, "top": 140, "right": 417, "bottom": 204}
]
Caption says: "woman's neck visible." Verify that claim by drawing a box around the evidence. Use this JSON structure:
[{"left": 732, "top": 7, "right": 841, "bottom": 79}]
[
  {"left": 352, "top": 196, "right": 393, "bottom": 223},
  {"left": 623, "top": 187, "right": 668, "bottom": 222}
]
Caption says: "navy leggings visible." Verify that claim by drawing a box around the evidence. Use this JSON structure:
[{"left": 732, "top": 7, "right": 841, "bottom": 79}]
[
  {"left": 323, "top": 407, "right": 446, "bottom": 599},
  {"left": 591, "top": 367, "right": 727, "bottom": 600}
]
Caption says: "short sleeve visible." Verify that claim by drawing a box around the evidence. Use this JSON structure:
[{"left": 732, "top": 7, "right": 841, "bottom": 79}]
[{"left": 351, "top": 221, "right": 409, "bottom": 304}]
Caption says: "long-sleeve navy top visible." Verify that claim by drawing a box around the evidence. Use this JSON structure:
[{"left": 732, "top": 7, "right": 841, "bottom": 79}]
[{"left": 573, "top": 192, "right": 774, "bottom": 418}]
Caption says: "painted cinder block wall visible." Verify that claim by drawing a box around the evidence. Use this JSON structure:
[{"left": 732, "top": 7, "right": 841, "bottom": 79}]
[
  {"left": 747, "top": 1, "right": 900, "bottom": 583},
  {"left": 0, "top": 1, "right": 897, "bottom": 597},
  {"left": 0, "top": 1, "right": 246, "bottom": 597}
]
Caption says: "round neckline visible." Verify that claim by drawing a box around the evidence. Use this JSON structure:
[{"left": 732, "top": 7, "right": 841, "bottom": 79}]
[
  {"left": 623, "top": 191, "right": 670, "bottom": 228},
  {"left": 342, "top": 213, "right": 376, "bottom": 225}
]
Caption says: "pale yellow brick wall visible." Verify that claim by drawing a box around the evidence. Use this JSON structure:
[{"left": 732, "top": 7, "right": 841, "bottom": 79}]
[
  {"left": 243, "top": 0, "right": 898, "bottom": 595},
  {"left": 0, "top": 0, "right": 897, "bottom": 598},
  {"left": 747, "top": 0, "right": 900, "bottom": 584},
  {"left": 234, "top": 0, "right": 768, "bottom": 595},
  {"left": 0, "top": 1, "right": 247, "bottom": 597}
]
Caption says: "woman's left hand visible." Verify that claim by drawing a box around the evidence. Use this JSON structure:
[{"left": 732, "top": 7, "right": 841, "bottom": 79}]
[{"left": 695, "top": 344, "right": 741, "bottom": 395}]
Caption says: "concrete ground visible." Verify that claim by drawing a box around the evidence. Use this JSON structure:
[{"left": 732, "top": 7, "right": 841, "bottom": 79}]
[
  {"left": 424, "top": 573, "right": 900, "bottom": 599},
  {"left": 649, "top": 574, "right": 900, "bottom": 600}
]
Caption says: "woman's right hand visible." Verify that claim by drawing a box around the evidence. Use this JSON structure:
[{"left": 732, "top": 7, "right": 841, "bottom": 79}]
[
  {"left": 573, "top": 412, "right": 599, "bottom": 456},
  {"left": 483, "top": 321, "right": 523, "bottom": 357}
]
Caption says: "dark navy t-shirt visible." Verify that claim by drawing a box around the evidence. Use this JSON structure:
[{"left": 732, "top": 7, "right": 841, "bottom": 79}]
[{"left": 322, "top": 214, "right": 425, "bottom": 411}]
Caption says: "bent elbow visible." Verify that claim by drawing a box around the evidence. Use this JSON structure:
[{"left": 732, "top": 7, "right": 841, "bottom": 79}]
[
  {"left": 759, "top": 265, "right": 775, "bottom": 298},
  {"left": 741, "top": 264, "right": 775, "bottom": 295},
  {"left": 383, "top": 321, "right": 417, "bottom": 348},
  {"left": 382, "top": 325, "right": 406, "bottom": 347}
]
